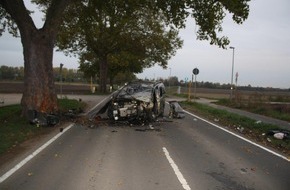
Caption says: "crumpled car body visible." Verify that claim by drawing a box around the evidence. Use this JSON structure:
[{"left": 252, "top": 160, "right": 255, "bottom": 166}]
[{"left": 97, "top": 81, "right": 165, "bottom": 123}]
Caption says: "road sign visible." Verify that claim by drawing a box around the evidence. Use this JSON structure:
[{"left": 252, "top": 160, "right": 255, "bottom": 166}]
[{"left": 193, "top": 68, "right": 199, "bottom": 75}]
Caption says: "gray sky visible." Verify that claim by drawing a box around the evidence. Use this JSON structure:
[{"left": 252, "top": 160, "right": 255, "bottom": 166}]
[{"left": 0, "top": 0, "right": 289, "bottom": 89}]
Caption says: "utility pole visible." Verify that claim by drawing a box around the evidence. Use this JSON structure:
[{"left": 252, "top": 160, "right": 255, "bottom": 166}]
[
  {"left": 229, "top": 46, "right": 235, "bottom": 101},
  {"left": 60, "top": 63, "right": 64, "bottom": 99}
]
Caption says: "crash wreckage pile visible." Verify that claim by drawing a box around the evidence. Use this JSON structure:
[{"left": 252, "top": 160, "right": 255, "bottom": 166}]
[
  {"left": 26, "top": 80, "right": 290, "bottom": 147},
  {"left": 94, "top": 81, "right": 185, "bottom": 126},
  {"left": 28, "top": 108, "right": 83, "bottom": 127},
  {"left": 28, "top": 81, "right": 185, "bottom": 128}
]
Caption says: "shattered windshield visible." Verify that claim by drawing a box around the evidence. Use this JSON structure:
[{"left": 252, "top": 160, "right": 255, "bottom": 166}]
[{"left": 117, "top": 83, "right": 153, "bottom": 98}]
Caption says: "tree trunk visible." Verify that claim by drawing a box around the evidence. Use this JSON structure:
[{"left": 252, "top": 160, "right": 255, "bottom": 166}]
[
  {"left": 99, "top": 55, "right": 108, "bottom": 93},
  {"left": 0, "top": 0, "right": 73, "bottom": 119},
  {"left": 20, "top": 28, "right": 58, "bottom": 117}
]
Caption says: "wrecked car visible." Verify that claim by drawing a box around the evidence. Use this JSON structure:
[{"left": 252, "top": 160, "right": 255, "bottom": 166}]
[{"left": 96, "top": 81, "right": 166, "bottom": 123}]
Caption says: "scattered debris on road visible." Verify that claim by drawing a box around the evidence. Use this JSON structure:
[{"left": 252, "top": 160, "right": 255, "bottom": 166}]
[
  {"left": 255, "top": 120, "right": 262, "bottom": 124},
  {"left": 237, "top": 126, "right": 245, "bottom": 133},
  {"left": 28, "top": 110, "right": 60, "bottom": 127},
  {"left": 27, "top": 106, "right": 85, "bottom": 127},
  {"left": 267, "top": 129, "right": 290, "bottom": 140},
  {"left": 168, "top": 101, "right": 185, "bottom": 119},
  {"left": 214, "top": 118, "right": 220, "bottom": 122}
]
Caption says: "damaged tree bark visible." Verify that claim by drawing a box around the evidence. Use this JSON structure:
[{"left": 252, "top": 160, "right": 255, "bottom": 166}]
[
  {"left": 20, "top": 28, "right": 58, "bottom": 117},
  {"left": 0, "top": 0, "right": 73, "bottom": 118}
]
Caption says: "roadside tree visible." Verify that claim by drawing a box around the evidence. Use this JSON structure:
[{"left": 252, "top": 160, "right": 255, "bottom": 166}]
[
  {"left": 0, "top": 0, "right": 250, "bottom": 117},
  {"left": 0, "top": 0, "right": 73, "bottom": 116},
  {"left": 57, "top": 0, "right": 182, "bottom": 93}
]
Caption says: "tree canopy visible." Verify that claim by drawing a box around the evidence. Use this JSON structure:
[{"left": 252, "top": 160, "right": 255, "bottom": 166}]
[
  {"left": 0, "top": 0, "right": 250, "bottom": 115},
  {"left": 56, "top": 0, "right": 183, "bottom": 92}
]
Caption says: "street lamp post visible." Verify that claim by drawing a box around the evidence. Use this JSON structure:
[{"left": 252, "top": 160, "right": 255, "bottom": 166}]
[
  {"left": 60, "top": 63, "right": 64, "bottom": 99},
  {"left": 168, "top": 67, "right": 171, "bottom": 89},
  {"left": 229, "top": 46, "right": 235, "bottom": 100}
]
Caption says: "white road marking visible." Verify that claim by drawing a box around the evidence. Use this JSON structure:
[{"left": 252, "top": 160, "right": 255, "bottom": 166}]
[
  {"left": 0, "top": 123, "right": 74, "bottom": 183},
  {"left": 163, "top": 147, "right": 191, "bottom": 190},
  {"left": 183, "top": 110, "right": 290, "bottom": 162}
]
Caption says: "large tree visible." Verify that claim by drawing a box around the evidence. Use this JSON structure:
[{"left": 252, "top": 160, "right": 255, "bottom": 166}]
[
  {"left": 0, "top": 0, "right": 74, "bottom": 117},
  {"left": 57, "top": 0, "right": 183, "bottom": 93},
  {"left": 0, "top": 0, "right": 250, "bottom": 116},
  {"left": 78, "top": 51, "right": 143, "bottom": 87}
]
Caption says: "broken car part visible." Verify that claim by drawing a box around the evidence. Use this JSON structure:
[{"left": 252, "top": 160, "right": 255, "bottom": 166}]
[
  {"left": 168, "top": 101, "right": 185, "bottom": 119},
  {"left": 28, "top": 110, "right": 59, "bottom": 126}
]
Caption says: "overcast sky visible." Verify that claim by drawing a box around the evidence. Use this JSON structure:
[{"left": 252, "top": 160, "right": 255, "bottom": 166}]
[{"left": 0, "top": 0, "right": 289, "bottom": 89}]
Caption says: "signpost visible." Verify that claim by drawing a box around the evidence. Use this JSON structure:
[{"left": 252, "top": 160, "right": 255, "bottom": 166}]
[
  {"left": 193, "top": 68, "right": 199, "bottom": 101},
  {"left": 188, "top": 68, "right": 199, "bottom": 101},
  {"left": 193, "top": 68, "right": 199, "bottom": 75}
]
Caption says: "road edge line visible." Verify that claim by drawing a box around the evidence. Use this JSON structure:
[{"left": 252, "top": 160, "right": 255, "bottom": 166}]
[
  {"left": 183, "top": 110, "right": 290, "bottom": 162},
  {"left": 0, "top": 123, "right": 74, "bottom": 183}
]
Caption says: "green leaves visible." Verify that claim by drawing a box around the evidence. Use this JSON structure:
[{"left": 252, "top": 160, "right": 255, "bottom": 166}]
[
  {"left": 0, "top": 5, "right": 19, "bottom": 37},
  {"left": 185, "top": 0, "right": 250, "bottom": 48},
  {"left": 57, "top": 0, "right": 184, "bottom": 84}
]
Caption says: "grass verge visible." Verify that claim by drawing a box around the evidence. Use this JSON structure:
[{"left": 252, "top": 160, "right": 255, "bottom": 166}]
[
  {"left": 0, "top": 99, "right": 86, "bottom": 155},
  {"left": 180, "top": 101, "right": 290, "bottom": 156},
  {"left": 216, "top": 98, "right": 290, "bottom": 122}
]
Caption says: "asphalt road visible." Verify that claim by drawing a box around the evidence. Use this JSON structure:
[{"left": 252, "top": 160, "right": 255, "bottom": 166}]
[{"left": 0, "top": 97, "right": 289, "bottom": 190}]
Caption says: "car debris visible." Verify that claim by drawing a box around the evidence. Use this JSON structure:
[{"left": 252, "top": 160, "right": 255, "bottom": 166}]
[
  {"left": 237, "top": 126, "right": 245, "bottom": 133},
  {"left": 135, "top": 127, "right": 161, "bottom": 132},
  {"left": 255, "top": 120, "right": 262, "bottom": 124},
  {"left": 63, "top": 108, "right": 83, "bottom": 119},
  {"left": 274, "top": 133, "right": 285, "bottom": 140},
  {"left": 266, "top": 129, "right": 290, "bottom": 140},
  {"left": 0, "top": 97, "right": 4, "bottom": 104},
  {"left": 95, "top": 80, "right": 166, "bottom": 125},
  {"left": 168, "top": 101, "right": 185, "bottom": 119},
  {"left": 28, "top": 110, "right": 60, "bottom": 127}
]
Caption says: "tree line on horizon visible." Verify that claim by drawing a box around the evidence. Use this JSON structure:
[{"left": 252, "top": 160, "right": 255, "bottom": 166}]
[{"left": 1, "top": 65, "right": 289, "bottom": 92}]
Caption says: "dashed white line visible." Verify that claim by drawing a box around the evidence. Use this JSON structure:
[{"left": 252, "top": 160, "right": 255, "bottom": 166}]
[
  {"left": 183, "top": 110, "right": 290, "bottom": 162},
  {"left": 163, "top": 147, "right": 191, "bottom": 190},
  {"left": 0, "top": 123, "right": 74, "bottom": 183}
]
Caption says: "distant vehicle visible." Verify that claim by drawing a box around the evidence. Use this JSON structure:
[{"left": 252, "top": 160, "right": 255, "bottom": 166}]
[{"left": 97, "top": 80, "right": 166, "bottom": 124}]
